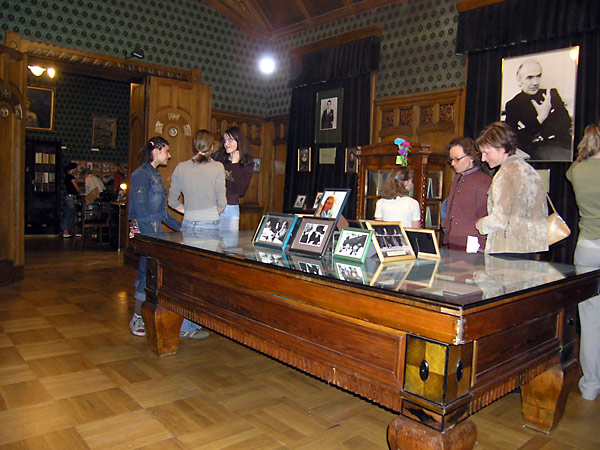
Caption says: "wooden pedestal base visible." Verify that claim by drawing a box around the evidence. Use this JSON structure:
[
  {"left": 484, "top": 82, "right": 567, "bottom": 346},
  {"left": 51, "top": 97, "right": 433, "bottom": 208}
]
[
  {"left": 388, "top": 416, "right": 477, "bottom": 450},
  {"left": 521, "top": 360, "right": 578, "bottom": 433},
  {"left": 141, "top": 302, "right": 183, "bottom": 357}
]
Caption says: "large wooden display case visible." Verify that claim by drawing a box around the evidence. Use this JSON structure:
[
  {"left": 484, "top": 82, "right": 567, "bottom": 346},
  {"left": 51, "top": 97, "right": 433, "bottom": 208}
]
[{"left": 355, "top": 142, "right": 447, "bottom": 229}]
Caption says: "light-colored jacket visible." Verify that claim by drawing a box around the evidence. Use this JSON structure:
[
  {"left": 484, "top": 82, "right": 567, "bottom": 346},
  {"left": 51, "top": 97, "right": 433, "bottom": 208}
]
[{"left": 477, "top": 150, "right": 548, "bottom": 254}]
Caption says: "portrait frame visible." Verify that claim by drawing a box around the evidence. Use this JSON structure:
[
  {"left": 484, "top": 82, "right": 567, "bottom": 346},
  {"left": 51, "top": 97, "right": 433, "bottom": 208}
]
[
  {"left": 404, "top": 228, "right": 441, "bottom": 259},
  {"left": 365, "top": 221, "right": 415, "bottom": 262},
  {"left": 315, "top": 88, "right": 343, "bottom": 144},
  {"left": 253, "top": 213, "right": 298, "bottom": 250},
  {"left": 333, "top": 227, "right": 374, "bottom": 263},
  {"left": 293, "top": 194, "right": 307, "bottom": 209},
  {"left": 288, "top": 216, "right": 336, "bottom": 257},
  {"left": 500, "top": 46, "right": 579, "bottom": 162},
  {"left": 312, "top": 192, "right": 324, "bottom": 210},
  {"left": 297, "top": 147, "right": 311, "bottom": 172},
  {"left": 253, "top": 157, "right": 262, "bottom": 173},
  {"left": 26, "top": 86, "right": 55, "bottom": 131},
  {"left": 314, "top": 188, "right": 351, "bottom": 221},
  {"left": 345, "top": 146, "right": 359, "bottom": 173},
  {"left": 91, "top": 115, "right": 117, "bottom": 148}
]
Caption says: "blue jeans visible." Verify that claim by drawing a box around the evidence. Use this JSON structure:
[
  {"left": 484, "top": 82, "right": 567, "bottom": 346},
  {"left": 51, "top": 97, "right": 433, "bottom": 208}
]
[
  {"left": 61, "top": 195, "right": 75, "bottom": 232},
  {"left": 220, "top": 204, "right": 239, "bottom": 231},
  {"left": 182, "top": 219, "right": 220, "bottom": 232}
]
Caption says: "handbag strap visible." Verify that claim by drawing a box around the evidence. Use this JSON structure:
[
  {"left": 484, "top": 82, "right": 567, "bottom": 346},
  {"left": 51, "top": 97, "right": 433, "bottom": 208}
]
[{"left": 546, "top": 193, "right": 557, "bottom": 215}]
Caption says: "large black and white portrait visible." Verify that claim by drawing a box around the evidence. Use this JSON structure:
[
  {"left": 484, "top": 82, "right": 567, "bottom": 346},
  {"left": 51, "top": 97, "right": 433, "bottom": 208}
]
[
  {"left": 500, "top": 47, "right": 579, "bottom": 162},
  {"left": 299, "top": 223, "right": 328, "bottom": 247}
]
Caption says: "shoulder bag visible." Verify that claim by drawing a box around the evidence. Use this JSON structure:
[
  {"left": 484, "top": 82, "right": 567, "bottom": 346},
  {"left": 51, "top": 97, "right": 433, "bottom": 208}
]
[{"left": 547, "top": 194, "right": 570, "bottom": 245}]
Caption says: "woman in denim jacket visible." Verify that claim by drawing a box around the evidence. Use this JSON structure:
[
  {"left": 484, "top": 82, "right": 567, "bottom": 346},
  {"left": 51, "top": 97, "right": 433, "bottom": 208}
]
[{"left": 128, "top": 137, "right": 181, "bottom": 336}]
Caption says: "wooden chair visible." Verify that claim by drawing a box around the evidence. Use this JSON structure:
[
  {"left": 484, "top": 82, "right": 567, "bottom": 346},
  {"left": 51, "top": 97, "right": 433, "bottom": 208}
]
[{"left": 77, "top": 198, "right": 113, "bottom": 248}]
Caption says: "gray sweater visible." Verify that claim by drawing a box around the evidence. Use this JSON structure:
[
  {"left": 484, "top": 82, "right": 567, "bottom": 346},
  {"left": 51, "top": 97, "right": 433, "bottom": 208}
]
[{"left": 168, "top": 158, "right": 227, "bottom": 222}]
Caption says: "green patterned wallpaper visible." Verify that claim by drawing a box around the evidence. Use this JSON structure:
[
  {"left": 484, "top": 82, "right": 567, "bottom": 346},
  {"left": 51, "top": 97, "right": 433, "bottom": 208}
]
[{"left": 2, "top": 0, "right": 465, "bottom": 117}]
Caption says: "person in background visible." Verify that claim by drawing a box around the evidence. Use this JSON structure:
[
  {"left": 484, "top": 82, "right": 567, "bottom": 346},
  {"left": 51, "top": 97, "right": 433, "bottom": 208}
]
[
  {"left": 113, "top": 164, "right": 127, "bottom": 192},
  {"left": 566, "top": 121, "right": 600, "bottom": 401},
  {"left": 475, "top": 122, "right": 548, "bottom": 257},
  {"left": 213, "top": 126, "right": 254, "bottom": 231},
  {"left": 80, "top": 168, "right": 106, "bottom": 195},
  {"left": 374, "top": 168, "right": 421, "bottom": 228},
  {"left": 442, "top": 137, "right": 492, "bottom": 250},
  {"left": 61, "top": 162, "right": 81, "bottom": 238},
  {"left": 128, "top": 137, "right": 181, "bottom": 337}
]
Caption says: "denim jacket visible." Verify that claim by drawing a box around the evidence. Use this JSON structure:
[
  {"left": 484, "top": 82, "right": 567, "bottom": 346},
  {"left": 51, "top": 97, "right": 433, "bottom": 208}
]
[{"left": 128, "top": 162, "right": 180, "bottom": 233}]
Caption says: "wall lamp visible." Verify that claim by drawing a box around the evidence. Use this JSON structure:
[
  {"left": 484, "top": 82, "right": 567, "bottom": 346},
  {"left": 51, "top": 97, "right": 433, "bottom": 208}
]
[{"left": 28, "top": 65, "right": 56, "bottom": 78}]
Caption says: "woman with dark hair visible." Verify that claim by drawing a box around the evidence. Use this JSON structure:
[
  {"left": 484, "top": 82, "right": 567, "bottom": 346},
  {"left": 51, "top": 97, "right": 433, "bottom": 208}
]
[
  {"left": 213, "top": 126, "right": 254, "bottom": 231},
  {"left": 566, "top": 121, "right": 600, "bottom": 401},
  {"left": 442, "top": 137, "right": 492, "bottom": 250},
  {"left": 475, "top": 122, "right": 548, "bottom": 257},
  {"left": 128, "top": 137, "right": 181, "bottom": 337},
  {"left": 374, "top": 167, "right": 421, "bottom": 228},
  {"left": 168, "top": 130, "right": 227, "bottom": 233}
]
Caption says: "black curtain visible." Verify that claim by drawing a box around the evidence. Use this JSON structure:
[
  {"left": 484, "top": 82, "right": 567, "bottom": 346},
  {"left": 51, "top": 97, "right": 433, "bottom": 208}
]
[
  {"left": 457, "top": 0, "right": 600, "bottom": 263},
  {"left": 284, "top": 36, "right": 380, "bottom": 220}
]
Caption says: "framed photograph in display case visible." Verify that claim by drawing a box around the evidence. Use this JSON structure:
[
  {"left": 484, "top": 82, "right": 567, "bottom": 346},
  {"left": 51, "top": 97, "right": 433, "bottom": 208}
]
[
  {"left": 314, "top": 188, "right": 350, "bottom": 220},
  {"left": 365, "top": 221, "right": 415, "bottom": 262},
  {"left": 333, "top": 228, "right": 373, "bottom": 263},
  {"left": 312, "top": 192, "right": 324, "bottom": 210},
  {"left": 404, "top": 228, "right": 441, "bottom": 259},
  {"left": 253, "top": 213, "right": 297, "bottom": 250},
  {"left": 288, "top": 216, "right": 336, "bottom": 257}
]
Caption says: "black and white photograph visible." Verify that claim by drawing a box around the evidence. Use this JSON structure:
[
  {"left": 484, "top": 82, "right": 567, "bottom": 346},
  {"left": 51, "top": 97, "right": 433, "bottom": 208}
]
[
  {"left": 333, "top": 228, "right": 373, "bottom": 263},
  {"left": 253, "top": 213, "right": 297, "bottom": 250},
  {"left": 501, "top": 47, "right": 579, "bottom": 162},
  {"left": 366, "top": 221, "right": 415, "bottom": 262},
  {"left": 297, "top": 147, "right": 311, "bottom": 172},
  {"left": 288, "top": 217, "right": 336, "bottom": 256},
  {"left": 345, "top": 146, "right": 359, "bottom": 173},
  {"left": 254, "top": 248, "right": 289, "bottom": 268},
  {"left": 294, "top": 194, "right": 307, "bottom": 209},
  {"left": 312, "top": 192, "right": 323, "bottom": 210},
  {"left": 315, "top": 88, "right": 343, "bottom": 144}
]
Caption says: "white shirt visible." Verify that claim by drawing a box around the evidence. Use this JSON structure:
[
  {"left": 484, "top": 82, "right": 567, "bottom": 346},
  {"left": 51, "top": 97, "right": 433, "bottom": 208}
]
[
  {"left": 374, "top": 196, "right": 421, "bottom": 226},
  {"left": 85, "top": 174, "right": 105, "bottom": 194}
]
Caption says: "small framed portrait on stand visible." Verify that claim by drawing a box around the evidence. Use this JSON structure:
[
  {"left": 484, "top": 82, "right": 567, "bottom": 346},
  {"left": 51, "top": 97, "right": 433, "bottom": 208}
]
[
  {"left": 333, "top": 228, "right": 373, "bottom": 263},
  {"left": 253, "top": 213, "right": 298, "bottom": 250},
  {"left": 314, "top": 188, "right": 350, "bottom": 221},
  {"left": 365, "top": 221, "right": 415, "bottom": 262},
  {"left": 288, "top": 216, "right": 336, "bottom": 257}
]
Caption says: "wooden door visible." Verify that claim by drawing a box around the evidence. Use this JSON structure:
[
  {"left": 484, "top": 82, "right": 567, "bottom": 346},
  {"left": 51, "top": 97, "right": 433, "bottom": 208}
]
[
  {"left": 145, "top": 74, "right": 212, "bottom": 207},
  {"left": 0, "top": 44, "right": 27, "bottom": 283}
]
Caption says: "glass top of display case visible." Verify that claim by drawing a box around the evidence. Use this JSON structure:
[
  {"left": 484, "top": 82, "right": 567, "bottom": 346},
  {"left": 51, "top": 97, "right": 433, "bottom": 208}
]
[{"left": 138, "top": 230, "right": 600, "bottom": 308}]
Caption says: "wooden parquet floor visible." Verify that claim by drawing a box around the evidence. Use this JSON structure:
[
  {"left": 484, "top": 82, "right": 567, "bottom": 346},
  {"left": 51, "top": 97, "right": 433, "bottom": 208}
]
[{"left": 0, "top": 237, "right": 598, "bottom": 449}]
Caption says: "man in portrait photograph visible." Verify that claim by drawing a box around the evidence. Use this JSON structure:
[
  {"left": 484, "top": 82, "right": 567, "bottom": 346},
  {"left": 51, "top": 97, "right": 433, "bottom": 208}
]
[
  {"left": 320, "top": 99, "right": 335, "bottom": 130},
  {"left": 504, "top": 59, "right": 572, "bottom": 161}
]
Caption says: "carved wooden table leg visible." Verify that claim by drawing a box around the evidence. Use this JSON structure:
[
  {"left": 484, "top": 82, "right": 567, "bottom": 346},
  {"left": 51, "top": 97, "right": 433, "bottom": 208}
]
[
  {"left": 141, "top": 302, "right": 183, "bottom": 357},
  {"left": 520, "top": 359, "right": 578, "bottom": 433},
  {"left": 388, "top": 416, "right": 477, "bottom": 450}
]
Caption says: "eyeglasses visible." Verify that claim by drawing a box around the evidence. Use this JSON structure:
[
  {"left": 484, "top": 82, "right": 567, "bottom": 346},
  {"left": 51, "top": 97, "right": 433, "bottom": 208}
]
[{"left": 447, "top": 154, "right": 468, "bottom": 165}]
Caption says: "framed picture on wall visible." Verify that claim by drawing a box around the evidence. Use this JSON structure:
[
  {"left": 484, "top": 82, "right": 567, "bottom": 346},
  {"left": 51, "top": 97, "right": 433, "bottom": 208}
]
[
  {"left": 345, "top": 146, "right": 359, "bottom": 173},
  {"left": 297, "top": 147, "right": 311, "bottom": 172},
  {"left": 315, "top": 88, "right": 343, "bottom": 144},
  {"left": 92, "top": 116, "right": 117, "bottom": 148},
  {"left": 500, "top": 46, "right": 579, "bottom": 162},
  {"left": 26, "top": 86, "right": 55, "bottom": 131}
]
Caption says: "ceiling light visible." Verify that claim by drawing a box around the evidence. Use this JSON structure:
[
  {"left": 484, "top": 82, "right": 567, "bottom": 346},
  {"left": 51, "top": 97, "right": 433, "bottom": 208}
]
[
  {"left": 47, "top": 67, "right": 56, "bottom": 78},
  {"left": 28, "top": 65, "right": 46, "bottom": 76},
  {"left": 258, "top": 55, "right": 276, "bottom": 75}
]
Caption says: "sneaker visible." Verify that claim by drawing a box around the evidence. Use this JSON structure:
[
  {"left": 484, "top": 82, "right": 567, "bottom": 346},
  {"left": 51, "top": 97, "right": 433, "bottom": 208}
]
[
  {"left": 180, "top": 329, "right": 209, "bottom": 339},
  {"left": 62, "top": 232, "right": 72, "bottom": 238},
  {"left": 129, "top": 314, "right": 146, "bottom": 336}
]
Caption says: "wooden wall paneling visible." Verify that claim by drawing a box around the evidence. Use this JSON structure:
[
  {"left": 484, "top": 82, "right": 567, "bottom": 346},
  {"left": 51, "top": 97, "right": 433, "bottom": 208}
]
[
  {"left": 0, "top": 43, "right": 27, "bottom": 284},
  {"left": 371, "top": 87, "right": 465, "bottom": 201}
]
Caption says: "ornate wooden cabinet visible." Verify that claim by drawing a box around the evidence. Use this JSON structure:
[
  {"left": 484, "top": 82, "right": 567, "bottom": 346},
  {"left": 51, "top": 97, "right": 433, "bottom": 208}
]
[{"left": 355, "top": 143, "right": 446, "bottom": 230}]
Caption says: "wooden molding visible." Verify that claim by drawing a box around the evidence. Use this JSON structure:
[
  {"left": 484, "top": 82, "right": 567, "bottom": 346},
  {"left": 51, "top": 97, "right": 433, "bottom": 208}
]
[
  {"left": 290, "top": 25, "right": 382, "bottom": 58},
  {"left": 457, "top": 0, "right": 506, "bottom": 13}
]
